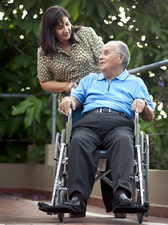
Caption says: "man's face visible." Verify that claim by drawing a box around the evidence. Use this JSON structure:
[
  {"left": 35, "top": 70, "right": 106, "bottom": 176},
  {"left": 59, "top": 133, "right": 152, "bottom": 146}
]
[{"left": 99, "top": 43, "right": 123, "bottom": 75}]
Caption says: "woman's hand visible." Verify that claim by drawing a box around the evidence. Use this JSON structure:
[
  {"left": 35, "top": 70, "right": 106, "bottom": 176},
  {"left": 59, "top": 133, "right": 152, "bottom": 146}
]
[{"left": 65, "top": 82, "right": 77, "bottom": 93}]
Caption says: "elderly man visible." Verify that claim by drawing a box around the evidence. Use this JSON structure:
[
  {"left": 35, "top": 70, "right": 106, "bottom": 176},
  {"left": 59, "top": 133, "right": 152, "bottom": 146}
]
[{"left": 58, "top": 41, "right": 154, "bottom": 215}]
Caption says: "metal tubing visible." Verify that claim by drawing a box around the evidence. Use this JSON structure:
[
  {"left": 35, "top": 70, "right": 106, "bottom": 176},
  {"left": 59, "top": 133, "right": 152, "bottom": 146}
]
[
  {"left": 1, "top": 59, "right": 168, "bottom": 143},
  {"left": 52, "top": 93, "right": 57, "bottom": 143},
  {"left": 136, "top": 144, "right": 144, "bottom": 205},
  {"left": 51, "top": 143, "right": 66, "bottom": 205},
  {"left": 128, "top": 59, "right": 168, "bottom": 74}
]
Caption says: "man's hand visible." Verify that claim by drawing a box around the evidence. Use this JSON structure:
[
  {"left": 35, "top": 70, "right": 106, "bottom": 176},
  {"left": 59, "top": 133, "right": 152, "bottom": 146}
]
[
  {"left": 59, "top": 96, "right": 76, "bottom": 116},
  {"left": 132, "top": 99, "right": 154, "bottom": 122},
  {"left": 132, "top": 99, "right": 146, "bottom": 113}
]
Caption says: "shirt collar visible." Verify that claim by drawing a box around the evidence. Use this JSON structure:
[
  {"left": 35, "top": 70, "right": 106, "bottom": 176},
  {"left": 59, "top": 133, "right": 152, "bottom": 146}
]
[
  {"left": 55, "top": 30, "right": 79, "bottom": 53},
  {"left": 98, "top": 69, "right": 129, "bottom": 81},
  {"left": 116, "top": 69, "right": 129, "bottom": 80},
  {"left": 73, "top": 31, "right": 80, "bottom": 43}
]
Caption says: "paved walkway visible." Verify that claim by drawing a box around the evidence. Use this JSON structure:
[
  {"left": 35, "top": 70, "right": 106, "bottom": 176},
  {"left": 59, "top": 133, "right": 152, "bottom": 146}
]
[{"left": 0, "top": 195, "right": 168, "bottom": 225}]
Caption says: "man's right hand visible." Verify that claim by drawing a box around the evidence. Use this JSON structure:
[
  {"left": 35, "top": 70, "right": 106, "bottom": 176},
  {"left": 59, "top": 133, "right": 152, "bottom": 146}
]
[{"left": 59, "top": 96, "right": 76, "bottom": 116}]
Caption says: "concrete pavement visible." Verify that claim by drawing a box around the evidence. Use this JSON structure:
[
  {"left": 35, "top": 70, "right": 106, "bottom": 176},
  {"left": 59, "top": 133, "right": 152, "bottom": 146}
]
[{"left": 0, "top": 194, "right": 168, "bottom": 225}]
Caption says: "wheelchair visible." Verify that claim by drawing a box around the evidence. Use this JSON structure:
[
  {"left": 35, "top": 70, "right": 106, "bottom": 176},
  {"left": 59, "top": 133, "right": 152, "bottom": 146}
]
[{"left": 38, "top": 108, "right": 150, "bottom": 224}]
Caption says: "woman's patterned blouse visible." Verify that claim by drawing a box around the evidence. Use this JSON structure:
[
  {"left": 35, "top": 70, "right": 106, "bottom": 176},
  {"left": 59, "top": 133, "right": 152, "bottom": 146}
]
[{"left": 37, "top": 26, "right": 104, "bottom": 103}]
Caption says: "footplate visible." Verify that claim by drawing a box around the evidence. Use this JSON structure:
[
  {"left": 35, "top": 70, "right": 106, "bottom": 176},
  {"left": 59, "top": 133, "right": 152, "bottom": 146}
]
[
  {"left": 38, "top": 202, "right": 83, "bottom": 215},
  {"left": 113, "top": 201, "right": 149, "bottom": 214}
]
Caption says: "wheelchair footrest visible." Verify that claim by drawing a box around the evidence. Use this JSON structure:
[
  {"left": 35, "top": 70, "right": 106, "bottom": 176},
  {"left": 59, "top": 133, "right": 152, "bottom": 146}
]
[
  {"left": 38, "top": 202, "right": 56, "bottom": 215},
  {"left": 113, "top": 202, "right": 149, "bottom": 214},
  {"left": 38, "top": 201, "right": 84, "bottom": 215}
]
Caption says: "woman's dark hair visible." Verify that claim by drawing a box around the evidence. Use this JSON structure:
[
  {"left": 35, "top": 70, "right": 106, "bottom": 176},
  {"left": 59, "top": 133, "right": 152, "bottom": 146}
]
[{"left": 39, "top": 5, "right": 81, "bottom": 56}]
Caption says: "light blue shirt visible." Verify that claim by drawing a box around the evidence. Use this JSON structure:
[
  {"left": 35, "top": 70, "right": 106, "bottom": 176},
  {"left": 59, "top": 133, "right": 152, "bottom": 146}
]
[{"left": 71, "top": 69, "right": 154, "bottom": 119}]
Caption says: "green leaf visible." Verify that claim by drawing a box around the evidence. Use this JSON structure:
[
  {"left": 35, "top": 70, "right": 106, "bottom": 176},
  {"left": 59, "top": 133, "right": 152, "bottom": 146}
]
[
  {"left": 12, "top": 100, "right": 34, "bottom": 115},
  {"left": 23, "top": 22, "right": 33, "bottom": 35},
  {"left": 86, "top": 2, "right": 95, "bottom": 17},
  {"left": 7, "top": 117, "right": 23, "bottom": 138},
  {"left": 0, "top": 121, "right": 7, "bottom": 139},
  {"left": 27, "top": 145, "right": 44, "bottom": 161},
  {"left": 60, "top": 0, "right": 70, "bottom": 8},
  {"left": 25, "top": 105, "right": 35, "bottom": 127},
  {"left": 96, "top": 3, "right": 106, "bottom": 18},
  {"left": 23, "top": 0, "right": 36, "bottom": 10},
  {"left": 33, "top": 22, "right": 40, "bottom": 38},
  {"left": 67, "top": 0, "right": 80, "bottom": 21},
  {"left": 12, "top": 96, "right": 42, "bottom": 127},
  {"left": 47, "top": 117, "right": 52, "bottom": 133}
]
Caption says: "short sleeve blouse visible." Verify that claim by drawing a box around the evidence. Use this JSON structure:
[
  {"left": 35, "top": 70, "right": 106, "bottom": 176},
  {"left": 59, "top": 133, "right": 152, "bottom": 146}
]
[{"left": 37, "top": 26, "right": 104, "bottom": 103}]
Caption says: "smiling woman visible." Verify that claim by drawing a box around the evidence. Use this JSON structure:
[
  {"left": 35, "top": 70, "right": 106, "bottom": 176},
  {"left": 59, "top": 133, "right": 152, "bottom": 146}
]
[{"left": 37, "top": 5, "right": 104, "bottom": 127}]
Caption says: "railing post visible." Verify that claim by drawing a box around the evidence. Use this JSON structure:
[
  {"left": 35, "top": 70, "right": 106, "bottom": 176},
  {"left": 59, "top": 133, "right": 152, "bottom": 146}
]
[{"left": 52, "top": 93, "right": 57, "bottom": 143}]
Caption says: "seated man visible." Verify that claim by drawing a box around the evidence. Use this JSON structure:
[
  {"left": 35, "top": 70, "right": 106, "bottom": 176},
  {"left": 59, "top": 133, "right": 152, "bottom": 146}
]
[{"left": 59, "top": 40, "right": 154, "bottom": 215}]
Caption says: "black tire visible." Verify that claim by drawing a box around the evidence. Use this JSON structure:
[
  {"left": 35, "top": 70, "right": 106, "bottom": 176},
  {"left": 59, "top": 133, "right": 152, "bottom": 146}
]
[
  {"left": 137, "top": 192, "right": 144, "bottom": 224},
  {"left": 137, "top": 211, "right": 143, "bottom": 224},
  {"left": 58, "top": 190, "right": 66, "bottom": 222}
]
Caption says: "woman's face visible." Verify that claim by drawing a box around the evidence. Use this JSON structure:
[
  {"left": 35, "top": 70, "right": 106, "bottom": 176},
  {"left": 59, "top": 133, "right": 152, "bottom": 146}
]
[{"left": 55, "top": 16, "right": 72, "bottom": 43}]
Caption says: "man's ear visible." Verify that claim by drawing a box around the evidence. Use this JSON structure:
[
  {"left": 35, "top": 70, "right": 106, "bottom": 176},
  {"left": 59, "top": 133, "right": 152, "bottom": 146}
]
[{"left": 119, "top": 53, "right": 125, "bottom": 65}]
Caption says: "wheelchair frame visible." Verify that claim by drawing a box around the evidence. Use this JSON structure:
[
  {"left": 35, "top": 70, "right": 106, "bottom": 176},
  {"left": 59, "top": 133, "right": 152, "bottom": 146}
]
[{"left": 50, "top": 111, "right": 150, "bottom": 223}]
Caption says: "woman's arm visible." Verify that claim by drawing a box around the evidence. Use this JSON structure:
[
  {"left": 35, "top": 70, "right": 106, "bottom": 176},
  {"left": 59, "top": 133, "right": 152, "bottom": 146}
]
[{"left": 39, "top": 80, "right": 77, "bottom": 93}]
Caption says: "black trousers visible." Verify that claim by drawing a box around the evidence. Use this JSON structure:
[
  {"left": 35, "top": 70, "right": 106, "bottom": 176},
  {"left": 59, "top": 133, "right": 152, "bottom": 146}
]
[{"left": 67, "top": 111, "right": 134, "bottom": 202}]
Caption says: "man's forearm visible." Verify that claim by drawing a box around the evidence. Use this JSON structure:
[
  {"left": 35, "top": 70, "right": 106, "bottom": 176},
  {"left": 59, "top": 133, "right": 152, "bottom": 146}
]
[
  {"left": 70, "top": 96, "right": 81, "bottom": 109},
  {"left": 141, "top": 105, "right": 154, "bottom": 122}
]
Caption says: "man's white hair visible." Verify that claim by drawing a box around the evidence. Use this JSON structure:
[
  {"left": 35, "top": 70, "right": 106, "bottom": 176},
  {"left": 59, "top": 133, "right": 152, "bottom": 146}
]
[{"left": 107, "top": 40, "right": 130, "bottom": 68}]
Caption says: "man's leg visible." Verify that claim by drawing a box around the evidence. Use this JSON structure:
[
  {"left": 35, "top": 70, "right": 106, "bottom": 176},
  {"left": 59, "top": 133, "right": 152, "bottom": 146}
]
[
  {"left": 68, "top": 126, "right": 101, "bottom": 202},
  {"left": 103, "top": 125, "right": 134, "bottom": 205}
]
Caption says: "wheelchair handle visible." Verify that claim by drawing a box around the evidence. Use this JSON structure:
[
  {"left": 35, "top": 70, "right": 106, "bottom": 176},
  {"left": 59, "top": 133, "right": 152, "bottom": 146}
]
[
  {"left": 67, "top": 86, "right": 76, "bottom": 120},
  {"left": 134, "top": 112, "right": 140, "bottom": 145},
  {"left": 68, "top": 106, "right": 73, "bottom": 122},
  {"left": 135, "top": 112, "right": 139, "bottom": 121}
]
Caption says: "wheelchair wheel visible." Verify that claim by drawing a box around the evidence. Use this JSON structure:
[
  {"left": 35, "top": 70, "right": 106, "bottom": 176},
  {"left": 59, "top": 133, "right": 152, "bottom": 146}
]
[
  {"left": 53, "top": 132, "right": 61, "bottom": 179},
  {"left": 137, "top": 192, "right": 144, "bottom": 224},
  {"left": 140, "top": 134, "right": 149, "bottom": 218},
  {"left": 144, "top": 135, "right": 149, "bottom": 203},
  {"left": 58, "top": 189, "right": 67, "bottom": 222},
  {"left": 53, "top": 129, "right": 66, "bottom": 179},
  {"left": 52, "top": 129, "right": 67, "bottom": 207}
]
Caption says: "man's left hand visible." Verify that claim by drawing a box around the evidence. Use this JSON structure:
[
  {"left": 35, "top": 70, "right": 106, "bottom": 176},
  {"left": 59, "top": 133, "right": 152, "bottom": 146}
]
[{"left": 132, "top": 99, "right": 146, "bottom": 113}]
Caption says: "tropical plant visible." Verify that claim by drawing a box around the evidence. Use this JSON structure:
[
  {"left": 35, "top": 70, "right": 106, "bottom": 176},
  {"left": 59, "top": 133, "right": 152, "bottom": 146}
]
[{"left": 0, "top": 0, "right": 168, "bottom": 168}]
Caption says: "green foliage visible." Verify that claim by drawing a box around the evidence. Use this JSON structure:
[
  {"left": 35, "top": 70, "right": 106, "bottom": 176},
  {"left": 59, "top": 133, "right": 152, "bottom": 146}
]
[
  {"left": 27, "top": 145, "right": 45, "bottom": 163},
  {"left": 12, "top": 96, "right": 42, "bottom": 128},
  {"left": 0, "top": 0, "right": 168, "bottom": 168}
]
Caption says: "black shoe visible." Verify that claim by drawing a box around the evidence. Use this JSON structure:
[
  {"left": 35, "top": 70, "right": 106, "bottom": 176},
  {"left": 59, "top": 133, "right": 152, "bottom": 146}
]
[
  {"left": 113, "top": 193, "right": 131, "bottom": 207},
  {"left": 63, "top": 196, "right": 86, "bottom": 215},
  {"left": 38, "top": 197, "right": 86, "bottom": 215}
]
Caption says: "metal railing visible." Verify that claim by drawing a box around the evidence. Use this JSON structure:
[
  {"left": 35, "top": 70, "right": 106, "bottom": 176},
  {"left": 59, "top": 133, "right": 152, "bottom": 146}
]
[
  {"left": 128, "top": 59, "right": 168, "bottom": 74},
  {"left": 0, "top": 59, "right": 168, "bottom": 143}
]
